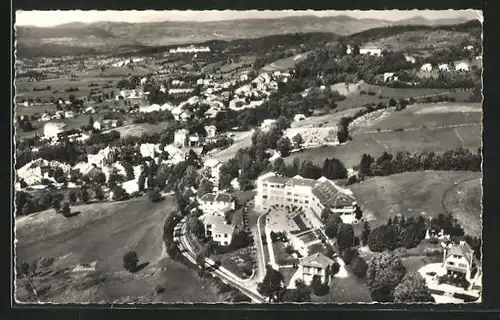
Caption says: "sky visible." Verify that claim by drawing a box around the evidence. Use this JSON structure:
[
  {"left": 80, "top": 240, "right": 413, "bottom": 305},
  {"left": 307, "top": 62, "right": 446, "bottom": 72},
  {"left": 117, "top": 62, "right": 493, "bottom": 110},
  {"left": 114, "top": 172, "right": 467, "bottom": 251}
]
[{"left": 16, "top": 10, "right": 482, "bottom": 27}]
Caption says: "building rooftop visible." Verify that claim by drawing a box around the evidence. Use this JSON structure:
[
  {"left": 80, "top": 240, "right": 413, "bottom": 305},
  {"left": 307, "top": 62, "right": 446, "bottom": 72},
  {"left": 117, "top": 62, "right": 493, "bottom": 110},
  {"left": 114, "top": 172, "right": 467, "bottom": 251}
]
[
  {"left": 300, "top": 252, "right": 334, "bottom": 269},
  {"left": 202, "top": 215, "right": 235, "bottom": 235},
  {"left": 446, "top": 241, "right": 474, "bottom": 265},
  {"left": 312, "top": 180, "right": 356, "bottom": 208},
  {"left": 200, "top": 192, "right": 232, "bottom": 203}
]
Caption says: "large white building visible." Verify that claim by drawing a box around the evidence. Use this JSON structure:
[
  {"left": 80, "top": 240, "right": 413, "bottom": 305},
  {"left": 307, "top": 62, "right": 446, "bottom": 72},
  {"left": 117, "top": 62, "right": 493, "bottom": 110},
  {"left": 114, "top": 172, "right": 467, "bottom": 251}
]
[
  {"left": 43, "top": 122, "right": 67, "bottom": 139},
  {"left": 198, "top": 192, "right": 235, "bottom": 216},
  {"left": 169, "top": 45, "right": 211, "bottom": 53},
  {"left": 441, "top": 240, "right": 481, "bottom": 286},
  {"left": 255, "top": 172, "right": 359, "bottom": 224},
  {"left": 359, "top": 46, "right": 382, "bottom": 56}
]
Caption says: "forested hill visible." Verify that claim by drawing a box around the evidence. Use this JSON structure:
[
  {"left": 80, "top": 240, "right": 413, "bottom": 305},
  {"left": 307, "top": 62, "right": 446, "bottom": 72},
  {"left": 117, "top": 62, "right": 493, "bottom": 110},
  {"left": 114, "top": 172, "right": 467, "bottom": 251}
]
[{"left": 347, "top": 20, "right": 481, "bottom": 43}]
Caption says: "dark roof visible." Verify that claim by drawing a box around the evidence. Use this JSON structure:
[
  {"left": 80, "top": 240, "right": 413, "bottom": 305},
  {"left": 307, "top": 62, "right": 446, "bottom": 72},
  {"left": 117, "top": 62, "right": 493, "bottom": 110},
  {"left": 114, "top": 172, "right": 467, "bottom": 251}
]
[
  {"left": 200, "top": 192, "right": 232, "bottom": 203},
  {"left": 261, "top": 175, "right": 290, "bottom": 185},
  {"left": 312, "top": 180, "right": 355, "bottom": 208},
  {"left": 300, "top": 252, "right": 334, "bottom": 269},
  {"left": 446, "top": 241, "right": 474, "bottom": 265}
]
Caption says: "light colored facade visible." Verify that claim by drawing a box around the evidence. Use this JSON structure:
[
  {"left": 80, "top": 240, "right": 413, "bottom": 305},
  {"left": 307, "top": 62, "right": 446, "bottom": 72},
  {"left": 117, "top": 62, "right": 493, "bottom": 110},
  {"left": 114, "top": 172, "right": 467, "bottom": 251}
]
[
  {"left": 205, "top": 125, "right": 217, "bottom": 137},
  {"left": 360, "top": 47, "right": 382, "bottom": 56},
  {"left": 173, "top": 129, "right": 189, "bottom": 148},
  {"left": 441, "top": 240, "right": 480, "bottom": 283},
  {"left": 202, "top": 215, "right": 234, "bottom": 246},
  {"left": 255, "top": 172, "right": 358, "bottom": 224},
  {"left": 421, "top": 63, "right": 433, "bottom": 72},
  {"left": 43, "top": 122, "right": 67, "bottom": 139},
  {"left": 198, "top": 192, "right": 235, "bottom": 216},
  {"left": 299, "top": 253, "right": 334, "bottom": 285}
]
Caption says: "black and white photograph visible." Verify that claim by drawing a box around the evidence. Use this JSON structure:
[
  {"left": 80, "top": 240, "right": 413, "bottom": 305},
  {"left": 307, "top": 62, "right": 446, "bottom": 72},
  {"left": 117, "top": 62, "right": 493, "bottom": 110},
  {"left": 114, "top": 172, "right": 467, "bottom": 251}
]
[{"left": 13, "top": 9, "right": 483, "bottom": 304}]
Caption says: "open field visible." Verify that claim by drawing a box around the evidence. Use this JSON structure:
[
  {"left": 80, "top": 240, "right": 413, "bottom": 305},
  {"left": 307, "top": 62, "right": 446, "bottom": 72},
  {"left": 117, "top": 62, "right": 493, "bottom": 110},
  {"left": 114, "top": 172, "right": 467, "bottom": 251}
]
[
  {"left": 291, "top": 107, "right": 366, "bottom": 129},
  {"left": 260, "top": 52, "right": 311, "bottom": 72},
  {"left": 15, "top": 195, "right": 230, "bottom": 302},
  {"left": 287, "top": 124, "right": 480, "bottom": 168},
  {"left": 211, "top": 130, "right": 254, "bottom": 163},
  {"left": 103, "top": 122, "right": 172, "bottom": 138},
  {"left": 442, "top": 176, "right": 482, "bottom": 236},
  {"left": 365, "top": 30, "right": 474, "bottom": 51},
  {"left": 16, "top": 114, "right": 95, "bottom": 139},
  {"left": 349, "top": 171, "right": 481, "bottom": 235},
  {"left": 357, "top": 102, "right": 482, "bottom": 133},
  {"left": 15, "top": 77, "right": 121, "bottom": 103}
]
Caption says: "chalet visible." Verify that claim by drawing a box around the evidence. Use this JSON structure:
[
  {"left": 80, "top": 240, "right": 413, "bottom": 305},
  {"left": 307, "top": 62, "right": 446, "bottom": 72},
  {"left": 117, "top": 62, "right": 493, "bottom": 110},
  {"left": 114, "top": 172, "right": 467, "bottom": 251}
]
[
  {"left": 405, "top": 55, "right": 416, "bottom": 64},
  {"left": 64, "top": 111, "right": 75, "bottom": 118},
  {"left": 188, "top": 133, "right": 200, "bottom": 147},
  {"left": 205, "top": 125, "right": 217, "bottom": 138},
  {"left": 455, "top": 61, "right": 470, "bottom": 72},
  {"left": 299, "top": 253, "right": 335, "bottom": 285},
  {"left": 294, "top": 114, "right": 307, "bottom": 122},
  {"left": 439, "top": 63, "right": 450, "bottom": 72},
  {"left": 203, "top": 158, "right": 223, "bottom": 190},
  {"left": 198, "top": 192, "right": 235, "bottom": 216},
  {"left": 441, "top": 240, "right": 481, "bottom": 284},
  {"left": 44, "top": 122, "right": 67, "bottom": 139}
]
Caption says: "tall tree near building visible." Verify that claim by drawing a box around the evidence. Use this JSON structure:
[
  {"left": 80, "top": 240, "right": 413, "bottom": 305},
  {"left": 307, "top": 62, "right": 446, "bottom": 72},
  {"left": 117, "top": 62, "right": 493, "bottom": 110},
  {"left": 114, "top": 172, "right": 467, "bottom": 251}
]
[
  {"left": 366, "top": 252, "right": 407, "bottom": 302},
  {"left": 393, "top": 272, "right": 434, "bottom": 303}
]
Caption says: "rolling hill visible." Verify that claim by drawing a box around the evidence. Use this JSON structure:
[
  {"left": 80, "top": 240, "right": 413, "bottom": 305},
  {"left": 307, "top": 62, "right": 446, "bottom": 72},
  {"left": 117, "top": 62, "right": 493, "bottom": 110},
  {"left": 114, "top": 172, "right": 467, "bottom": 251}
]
[{"left": 15, "top": 15, "right": 476, "bottom": 57}]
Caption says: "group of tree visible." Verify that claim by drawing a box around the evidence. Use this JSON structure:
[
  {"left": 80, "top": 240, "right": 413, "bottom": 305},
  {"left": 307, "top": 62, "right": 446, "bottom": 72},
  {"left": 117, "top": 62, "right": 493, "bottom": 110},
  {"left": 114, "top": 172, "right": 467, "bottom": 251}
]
[
  {"left": 366, "top": 252, "right": 434, "bottom": 302},
  {"left": 356, "top": 148, "right": 481, "bottom": 178},
  {"left": 367, "top": 215, "right": 428, "bottom": 252}
]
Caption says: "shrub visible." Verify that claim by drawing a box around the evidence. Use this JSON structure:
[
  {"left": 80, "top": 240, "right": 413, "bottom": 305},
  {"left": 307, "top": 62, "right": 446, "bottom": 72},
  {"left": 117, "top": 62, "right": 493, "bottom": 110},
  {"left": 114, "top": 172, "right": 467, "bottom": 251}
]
[
  {"left": 123, "top": 251, "right": 139, "bottom": 272},
  {"left": 154, "top": 284, "right": 165, "bottom": 294},
  {"left": 352, "top": 256, "right": 368, "bottom": 279},
  {"left": 342, "top": 247, "right": 359, "bottom": 265}
]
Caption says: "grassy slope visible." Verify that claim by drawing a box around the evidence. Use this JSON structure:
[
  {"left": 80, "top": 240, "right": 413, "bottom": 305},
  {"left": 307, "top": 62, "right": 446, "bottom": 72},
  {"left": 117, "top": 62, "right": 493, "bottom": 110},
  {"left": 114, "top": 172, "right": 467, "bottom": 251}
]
[
  {"left": 15, "top": 196, "right": 227, "bottom": 302},
  {"left": 349, "top": 171, "right": 481, "bottom": 236},
  {"left": 365, "top": 30, "right": 474, "bottom": 51}
]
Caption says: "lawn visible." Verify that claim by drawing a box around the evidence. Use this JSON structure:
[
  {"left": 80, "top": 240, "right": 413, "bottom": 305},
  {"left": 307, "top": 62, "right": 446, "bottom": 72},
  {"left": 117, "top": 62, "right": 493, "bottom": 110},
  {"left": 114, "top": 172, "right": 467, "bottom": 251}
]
[
  {"left": 307, "top": 242, "right": 326, "bottom": 256},
  {"left": 213, "top": 246, "right": 255, "bottom": 279},
  {"left": 311, "top": 271, "right": 372, "bottom": 303},
  {"left": 286, "top": 124, "right": 481, "bottom": 168},
  {"left": 103, "top": 122, "right": 173, "bottom": 138},
  {"left": 290, "top": 107, "right": 366, "bottom": 129},
  {"left": 272, "top": 241, "right": 299, "bottom": 266},
  {"left": 349, "top": 171, "right": 482, "bottom": 234}
]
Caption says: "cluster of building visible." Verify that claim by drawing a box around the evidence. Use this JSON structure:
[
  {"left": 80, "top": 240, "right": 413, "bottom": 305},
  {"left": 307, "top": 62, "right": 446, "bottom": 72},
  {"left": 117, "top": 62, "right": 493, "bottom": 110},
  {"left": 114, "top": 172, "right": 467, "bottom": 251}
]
[
  {"left": 168, "top": 46, "right": 211, "bottom": 54},
  {"left": 197, "top": 192, "right": 237, "bottom": 246}
]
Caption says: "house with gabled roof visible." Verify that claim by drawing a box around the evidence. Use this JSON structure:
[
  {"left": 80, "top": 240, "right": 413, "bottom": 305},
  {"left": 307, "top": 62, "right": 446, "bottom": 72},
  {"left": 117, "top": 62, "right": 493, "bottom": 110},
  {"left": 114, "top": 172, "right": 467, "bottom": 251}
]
[
  {"left": 201, "top": 214, "right": 234, "bottom": 246},
  {"left": 441, "top": 239, "right": 481, "bottom": 284},
  {"left": 198, "top": 192, "right": 235, "bottom": 216},
  {"left": 299, "top": 252, "right": 335, "bottom": 284}
]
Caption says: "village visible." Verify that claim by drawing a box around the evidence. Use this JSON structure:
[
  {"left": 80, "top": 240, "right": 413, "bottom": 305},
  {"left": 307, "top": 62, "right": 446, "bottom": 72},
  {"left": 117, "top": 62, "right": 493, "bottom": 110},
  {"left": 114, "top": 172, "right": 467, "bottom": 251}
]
[{"left": 14, "top": 13, "right": 482, "bottom": 304}]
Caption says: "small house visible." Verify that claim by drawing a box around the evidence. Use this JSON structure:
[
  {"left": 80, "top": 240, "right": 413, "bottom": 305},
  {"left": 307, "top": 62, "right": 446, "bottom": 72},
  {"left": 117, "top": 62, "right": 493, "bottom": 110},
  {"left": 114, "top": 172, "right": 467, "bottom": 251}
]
[{"left": 299, "top": 253, "right": 335, "bottom": 285}]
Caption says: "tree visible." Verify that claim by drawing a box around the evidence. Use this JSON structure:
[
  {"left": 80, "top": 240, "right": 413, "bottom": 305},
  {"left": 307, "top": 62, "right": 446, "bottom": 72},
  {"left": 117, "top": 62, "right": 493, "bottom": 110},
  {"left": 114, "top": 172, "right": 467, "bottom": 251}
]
[
  {"left": 148, "top": 187, "right": 163, "bottom": 202},
  {"left": 393, "top": 272, "right": 434, "bottom": 303},
  {"left": 276, "top": 136, "right": 292, "bottom": 157},
  {"left": 322, "top": 157, "right": 348, "bottom": 180},
  {"left": 40, "top": 193, "right": 53, "bottom": 209},
  {"left": 342, "top": 247, "right": 359, "bottom": 265},
  {"left": 361, "top": 221, "right": 371, "bottom": 246},
  {"left": 123, "top": 251, "right": 139, "bottom": 272},
  {"left": 137, "top": 173, "right": 146, "bottom": 192},
  {"left": 324, "top": 213, "right": 342, "bottom": 239},
  {"left": 272, "top": 157, "right": 288, "bottom": 176},
  {"left": 336, "top": 223, "right": 355, "bottom": 252},
  {"left": 88, "top": 114, "right": 94, "bottom": 127},
  {"left": 68, "top": 190, "right": 77, "bottom": 204},
  {"left": 359, "top": 153, "right": 374, "bottom": 177},
  {"left": 352, "top": 256, "right": 368, "bottom": 278},
  {"left": 188, "top": 216, "right": 205, "bottom": 239},
  {"left": 310, "top": 275, "right": 329, "bottom": 296},
  {"left": 61, "top": 202, "right": 71, "bottom": 217},
  {"left": 94, "top": 172, "right": 106, "bottom": 185},
  {"left": 257, "top": 265, "right": 285, "bottom": 302},
  {"left": 282, "top": 279, "right": 312, "bottom": 302},
  {"left": 367, "top": 225, "right": 396, "bottom": 252},
  {"left": 94, "top": 186, "right": 105, "bottom": 201},
  {"left": 366, "top": 252, "right": 407, "bottom": 302},
  {"left": 52, "top": 197, "right": 61, "bottom": 212},
  {"left": 112, "top": 185, "right": 128, "bottom": 201},
  {"left": 79, "top": 187, "right": 90, "bottom": 204},
  {"left": 197, "top": 179, "right": 214, "bottom": 197},
  {"left": 292, "top": 133, "right": 304, "bottom": 149}
]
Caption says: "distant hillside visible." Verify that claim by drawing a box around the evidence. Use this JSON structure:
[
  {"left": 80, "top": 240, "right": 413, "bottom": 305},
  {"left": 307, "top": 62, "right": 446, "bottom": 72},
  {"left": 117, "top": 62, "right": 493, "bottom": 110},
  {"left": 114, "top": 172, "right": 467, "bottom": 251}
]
[
  {"left": 15, "top": 15, "right": 476, "bottom": 58},
  {"left": 347, "top": 20, "right": 481, "bottom": 43}
]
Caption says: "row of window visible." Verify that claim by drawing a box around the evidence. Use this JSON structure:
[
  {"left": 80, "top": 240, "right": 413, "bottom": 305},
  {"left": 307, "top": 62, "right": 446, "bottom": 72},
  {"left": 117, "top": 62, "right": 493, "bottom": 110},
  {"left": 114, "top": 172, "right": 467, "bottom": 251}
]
[{"left": 447, "top": 261, "right": 468, "bottom": 268}]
